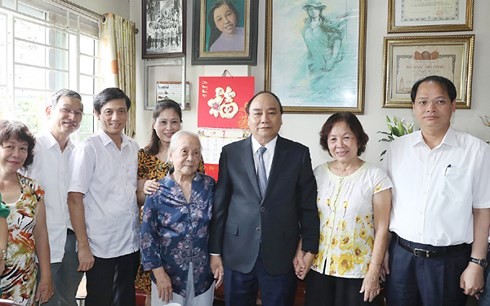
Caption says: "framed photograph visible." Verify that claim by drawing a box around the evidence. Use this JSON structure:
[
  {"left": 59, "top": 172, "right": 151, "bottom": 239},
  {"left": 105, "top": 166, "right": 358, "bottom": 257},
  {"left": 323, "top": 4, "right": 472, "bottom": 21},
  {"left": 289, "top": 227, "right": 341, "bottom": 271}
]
[
  {"left": 142, "top": 0, "right": 186, "bottom": 58},
  {"left": 388, "top": 0, "right": 473, "bottom": 33},
  {"left": 191, "top": 0, "right": 259, "bottom": 65},
  {"left": 265, "top": 0, "right": 366, "bottom": 113},
  {"left": 383, "top": 35, "right": 474, "bottom": 109},
  {"left": 145, "top": 81, "right": 190, "bottom": 110}
]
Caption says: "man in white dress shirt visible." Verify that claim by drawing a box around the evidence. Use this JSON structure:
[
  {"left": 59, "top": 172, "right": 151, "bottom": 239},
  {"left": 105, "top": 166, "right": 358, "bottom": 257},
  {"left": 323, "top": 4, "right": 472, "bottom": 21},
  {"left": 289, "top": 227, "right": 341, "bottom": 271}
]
[
  {"left": 68, "top": 88, "right": 140, "bottom": 306},
  {"left": 384, "top": 75, "right": 490, "bottom": 306},
  {"left": 26, "top": 89, "right": 84, "bottom": 306}
]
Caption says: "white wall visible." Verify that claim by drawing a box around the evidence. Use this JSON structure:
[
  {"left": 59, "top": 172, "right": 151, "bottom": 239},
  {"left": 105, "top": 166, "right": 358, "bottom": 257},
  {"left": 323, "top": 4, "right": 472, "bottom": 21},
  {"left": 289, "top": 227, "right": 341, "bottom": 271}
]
[
  {"left": 72, "top": 0, "right": 130, "bottom": 20},
  {"left": 100, "top": 0, "right": 490, "bottom": 168}
]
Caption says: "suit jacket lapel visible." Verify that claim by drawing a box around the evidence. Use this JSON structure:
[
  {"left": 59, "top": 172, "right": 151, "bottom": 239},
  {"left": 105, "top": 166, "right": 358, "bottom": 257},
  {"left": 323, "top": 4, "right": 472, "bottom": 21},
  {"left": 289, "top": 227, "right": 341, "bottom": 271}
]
[
  {"left": 264, "top": 136, "right": 287, "bottom": 200},
  {"left": 242, "top": 137, "right": 261, "bottom": 199}
]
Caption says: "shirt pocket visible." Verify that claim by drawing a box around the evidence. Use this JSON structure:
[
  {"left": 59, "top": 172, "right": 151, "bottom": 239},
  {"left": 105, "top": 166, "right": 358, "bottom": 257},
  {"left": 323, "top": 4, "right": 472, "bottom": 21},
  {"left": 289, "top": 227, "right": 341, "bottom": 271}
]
[{"left": 444, "top": 166, "right": 471, "bottom": 203}]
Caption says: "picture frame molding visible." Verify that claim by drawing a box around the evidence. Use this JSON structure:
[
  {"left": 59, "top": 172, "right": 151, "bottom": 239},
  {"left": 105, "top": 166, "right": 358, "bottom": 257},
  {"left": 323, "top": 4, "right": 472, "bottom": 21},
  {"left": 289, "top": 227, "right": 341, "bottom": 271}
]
[
  {"left": 142, "top": 0, "right": 186, "bottom": 59},
  {"left": 388, "top": 0, "right": 474, "bottom": 33},
  {"left": 191, "top": 0, "right": 259, "bottom": 65},
  {"left": 382, "top": 34, "right": 474, "bottom": 109},
  {"left": 264, "top": 0, "right": 366, "bottom": 113}
]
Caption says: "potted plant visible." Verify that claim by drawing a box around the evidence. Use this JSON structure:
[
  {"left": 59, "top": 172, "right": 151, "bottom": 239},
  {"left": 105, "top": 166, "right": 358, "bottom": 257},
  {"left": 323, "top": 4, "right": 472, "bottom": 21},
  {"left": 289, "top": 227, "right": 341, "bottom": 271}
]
[{"left": 378, "top": 115, "right": 414, "bottom": 160}]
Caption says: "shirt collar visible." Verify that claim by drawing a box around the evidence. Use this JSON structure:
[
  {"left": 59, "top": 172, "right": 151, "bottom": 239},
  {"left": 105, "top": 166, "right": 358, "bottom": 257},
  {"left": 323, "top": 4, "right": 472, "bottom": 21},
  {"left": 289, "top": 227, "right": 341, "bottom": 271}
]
[
  {"left": 98, "top": 130, "right": 129, "bottom": 148},
  {"left": 251, "top": 135, "right": 278, "bottom": 155},
  {"left": 39, "top": 130, "right": 74, "bottom": 151},
  {"left": 412, "top": 127, "right": 458, "bottom": 148}
]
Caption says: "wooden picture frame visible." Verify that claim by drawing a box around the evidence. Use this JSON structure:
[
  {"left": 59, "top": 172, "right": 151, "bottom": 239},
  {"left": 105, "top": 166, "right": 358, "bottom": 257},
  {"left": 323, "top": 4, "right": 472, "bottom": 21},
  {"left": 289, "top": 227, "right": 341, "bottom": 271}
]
[
  {"left": 191, "top": 0, "right": 259, "bottom": 65},
  {"left": 265, "top": 0, "right": 366, "bottom": 113},
  {"left": 383, "top": 35, "right": 474, "bottom": 108},
  {"left": 142, "top": 0, "right": 186, "bottom": 58},
  {"left": 388, "top": 0, "right": 474, "bottom": 33}
]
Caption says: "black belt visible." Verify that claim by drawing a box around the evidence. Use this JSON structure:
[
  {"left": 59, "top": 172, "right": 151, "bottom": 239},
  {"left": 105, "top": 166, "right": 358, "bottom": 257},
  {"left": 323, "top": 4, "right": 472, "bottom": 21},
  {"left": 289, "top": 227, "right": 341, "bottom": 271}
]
[{"left": 395, "top": 234, "right": 470, "bottom": 258}]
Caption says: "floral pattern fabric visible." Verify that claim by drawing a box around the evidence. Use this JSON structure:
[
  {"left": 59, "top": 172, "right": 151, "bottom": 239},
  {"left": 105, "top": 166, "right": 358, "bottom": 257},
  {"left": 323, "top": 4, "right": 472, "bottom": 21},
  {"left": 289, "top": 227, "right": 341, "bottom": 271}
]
[
  {"left": 311, "top": 163, "right": 392, "bottom": 278},
  {"left": 135, "top": 149, "right": 205, "bottom": 293},
  {"left": 0, "top": 174, "right": 44, "bottom": 305},
  {"left": 140, "top": 173, "right": 215, "bottom": 297}
]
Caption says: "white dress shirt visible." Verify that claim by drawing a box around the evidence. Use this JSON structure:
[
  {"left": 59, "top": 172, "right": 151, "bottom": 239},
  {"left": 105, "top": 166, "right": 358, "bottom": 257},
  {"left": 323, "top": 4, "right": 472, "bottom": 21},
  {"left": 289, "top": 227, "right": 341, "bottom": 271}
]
[
  {"left": 68, "top": 130, "right": 140, "bottom": 258},
  {"left": 25, "top": 131, "right": 74, "bottom": 263},
  {"left": 384, "top": 127, "right": 490, "bottom": 246},
  {"left": 251, "top": 136, "right": 277, "bottom": 178}
]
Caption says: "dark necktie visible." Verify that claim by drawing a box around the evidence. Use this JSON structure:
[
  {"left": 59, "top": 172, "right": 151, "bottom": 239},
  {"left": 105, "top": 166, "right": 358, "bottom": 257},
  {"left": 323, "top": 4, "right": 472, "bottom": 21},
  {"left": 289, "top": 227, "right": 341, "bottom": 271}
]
[{"left": 257, "top": 147, "right": 268, "bottom": 198}]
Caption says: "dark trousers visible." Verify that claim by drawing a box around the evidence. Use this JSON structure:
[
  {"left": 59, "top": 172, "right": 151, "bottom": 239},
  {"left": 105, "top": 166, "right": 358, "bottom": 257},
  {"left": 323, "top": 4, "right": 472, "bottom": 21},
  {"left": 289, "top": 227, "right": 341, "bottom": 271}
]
[
  {"left": 305, "top": 270, "right": 372, "bottom": 306},
  {"left": 224, "top": 252, "right": 297, "bottom": 306},
  {"left": 85, "top": 251, "right": 139, "bottom": 306},
  {"left": 385, "top": 235, "right": 471, "bottom": 306}
]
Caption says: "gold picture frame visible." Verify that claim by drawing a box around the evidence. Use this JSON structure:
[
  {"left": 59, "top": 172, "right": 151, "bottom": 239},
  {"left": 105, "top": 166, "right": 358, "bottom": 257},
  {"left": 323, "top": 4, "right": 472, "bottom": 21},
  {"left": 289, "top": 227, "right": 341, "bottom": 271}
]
[
  {"left": 388, "top": 0, "right": 474, "bottom": 33},
  {"left": 265, "top": 0, "right": 366, "bottom": 113},
  {"left": 383, "top": 35, "right": 474, "bottom": 109}
]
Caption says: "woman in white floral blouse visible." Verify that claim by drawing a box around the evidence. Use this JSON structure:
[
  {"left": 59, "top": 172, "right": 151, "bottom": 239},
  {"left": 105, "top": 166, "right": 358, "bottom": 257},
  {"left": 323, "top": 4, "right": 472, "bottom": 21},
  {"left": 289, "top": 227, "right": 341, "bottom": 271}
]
[{"left": 298, "top": 112, "right": 392, "bottom": 306}]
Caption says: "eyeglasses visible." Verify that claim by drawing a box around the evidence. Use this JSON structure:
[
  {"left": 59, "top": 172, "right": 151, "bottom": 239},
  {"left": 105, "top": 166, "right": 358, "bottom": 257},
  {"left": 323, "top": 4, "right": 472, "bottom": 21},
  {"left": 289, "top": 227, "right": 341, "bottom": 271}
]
[{"left": 59, "top": 107, "right": 83, "bottom": 117}]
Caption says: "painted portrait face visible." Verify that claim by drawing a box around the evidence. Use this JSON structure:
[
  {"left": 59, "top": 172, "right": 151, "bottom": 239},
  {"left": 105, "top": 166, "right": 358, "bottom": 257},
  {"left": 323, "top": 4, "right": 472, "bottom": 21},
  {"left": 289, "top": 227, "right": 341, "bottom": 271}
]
[
  {"left": 213, "top": 4, "right": 237, "bottom": 34},
  {"left": 307, "top": 7, "right": 321, "bottom": 18}
]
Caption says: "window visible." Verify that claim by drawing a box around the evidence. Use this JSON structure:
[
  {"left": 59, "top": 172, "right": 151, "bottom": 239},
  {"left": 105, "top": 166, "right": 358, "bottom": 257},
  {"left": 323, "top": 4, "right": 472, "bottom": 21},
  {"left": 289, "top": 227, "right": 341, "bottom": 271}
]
[{"left": 0, "top": 0, "right": 101, "bottom": 140}]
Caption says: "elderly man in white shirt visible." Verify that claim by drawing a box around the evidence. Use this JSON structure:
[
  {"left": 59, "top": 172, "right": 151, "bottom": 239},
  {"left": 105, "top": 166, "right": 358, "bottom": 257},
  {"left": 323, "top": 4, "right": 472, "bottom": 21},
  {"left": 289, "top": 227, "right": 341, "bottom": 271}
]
[
  {"left": 68, "top": 88, "right": 140, "bottom": 306},
  {"left": 383, "top": 75, "right": 490, "bottom": 306},
  {"left": 26, "top": 89, "right": 84, "bottom": 306}
]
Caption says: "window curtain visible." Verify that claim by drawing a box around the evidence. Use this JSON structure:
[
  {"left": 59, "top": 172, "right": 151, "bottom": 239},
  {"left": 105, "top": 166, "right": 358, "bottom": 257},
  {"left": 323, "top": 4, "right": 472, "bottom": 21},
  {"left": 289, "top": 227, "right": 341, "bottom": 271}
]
[{"left": 100, "top": 13, "right": 137, "bottom": 138}]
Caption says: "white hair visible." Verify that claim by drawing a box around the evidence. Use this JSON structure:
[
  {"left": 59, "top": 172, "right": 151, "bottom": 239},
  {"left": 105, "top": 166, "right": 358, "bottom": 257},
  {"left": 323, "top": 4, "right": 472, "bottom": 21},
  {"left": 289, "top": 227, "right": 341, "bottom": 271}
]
[{"left": 168, "top": 130, "right": 201, "bottom": 154}]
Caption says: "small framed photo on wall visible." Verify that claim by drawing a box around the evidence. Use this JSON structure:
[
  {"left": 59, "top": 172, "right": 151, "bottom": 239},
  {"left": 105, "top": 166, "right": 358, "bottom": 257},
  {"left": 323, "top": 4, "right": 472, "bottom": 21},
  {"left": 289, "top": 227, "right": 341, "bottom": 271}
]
[
  {"left": 142, "top": 0, "right": 186, "bottom": 58},
  {"left": 191, "top": 0, "right": 259, "bottom": 65}
]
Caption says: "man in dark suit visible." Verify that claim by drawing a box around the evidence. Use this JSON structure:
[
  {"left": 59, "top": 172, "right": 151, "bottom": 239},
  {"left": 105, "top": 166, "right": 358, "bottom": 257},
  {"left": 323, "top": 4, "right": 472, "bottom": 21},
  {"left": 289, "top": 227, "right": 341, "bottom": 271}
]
[{"left": 209, "top": 91, "right": 319, "bottom": 306}]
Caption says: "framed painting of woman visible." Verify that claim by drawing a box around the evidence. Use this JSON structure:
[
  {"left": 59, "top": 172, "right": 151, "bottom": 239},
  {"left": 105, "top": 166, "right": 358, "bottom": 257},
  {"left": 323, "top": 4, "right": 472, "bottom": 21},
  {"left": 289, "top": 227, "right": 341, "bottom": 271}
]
[{"left": 191, "top": 0, "right": 259, "bottom": 65}]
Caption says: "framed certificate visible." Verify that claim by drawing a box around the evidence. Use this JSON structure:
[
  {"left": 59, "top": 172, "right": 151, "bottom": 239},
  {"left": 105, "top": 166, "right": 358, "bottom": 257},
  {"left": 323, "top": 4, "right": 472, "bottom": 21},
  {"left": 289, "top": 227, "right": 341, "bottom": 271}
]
[
  {"left": 388, "top": 0, "right": 473, "bottom": 33},
  {"left": 383, "top": 35, "right": 474, "bottom": 108}
]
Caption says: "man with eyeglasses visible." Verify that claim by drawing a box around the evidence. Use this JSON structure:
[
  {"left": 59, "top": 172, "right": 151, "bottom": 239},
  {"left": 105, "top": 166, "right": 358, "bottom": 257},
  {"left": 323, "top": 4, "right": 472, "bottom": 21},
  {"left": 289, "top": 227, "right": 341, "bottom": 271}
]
[
  {"left": 25, "top": 89, "right": 84, "bottom": 306},
  {"left": 383, "top": 75, "right": 490, "bottom": 306}
]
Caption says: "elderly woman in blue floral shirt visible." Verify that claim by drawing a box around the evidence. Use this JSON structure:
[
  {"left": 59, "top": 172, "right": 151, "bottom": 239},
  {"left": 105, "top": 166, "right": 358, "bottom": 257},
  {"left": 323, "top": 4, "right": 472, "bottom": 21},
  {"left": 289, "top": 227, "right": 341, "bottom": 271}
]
[{"left": 140, "top": 130, "right": 219, "bottom": 306}]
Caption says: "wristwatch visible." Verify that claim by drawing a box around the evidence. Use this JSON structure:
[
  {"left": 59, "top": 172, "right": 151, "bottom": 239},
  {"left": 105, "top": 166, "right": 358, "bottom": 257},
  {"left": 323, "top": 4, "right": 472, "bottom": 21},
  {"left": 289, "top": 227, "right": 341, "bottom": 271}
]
[{"left": 470, "top": 257, "right": 488, "bottom": 268}]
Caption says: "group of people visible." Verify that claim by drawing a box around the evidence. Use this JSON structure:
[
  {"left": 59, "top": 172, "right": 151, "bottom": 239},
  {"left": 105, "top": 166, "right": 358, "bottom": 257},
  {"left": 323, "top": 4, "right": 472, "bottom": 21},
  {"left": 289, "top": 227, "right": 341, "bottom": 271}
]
[{"left": 0, "top": 75, "right": 489, "bottom": 306}]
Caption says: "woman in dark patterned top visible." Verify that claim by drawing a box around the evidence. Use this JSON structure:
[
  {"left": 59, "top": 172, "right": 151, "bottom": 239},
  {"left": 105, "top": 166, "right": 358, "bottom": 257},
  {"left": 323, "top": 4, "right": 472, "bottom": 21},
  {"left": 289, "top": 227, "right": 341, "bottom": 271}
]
[
  {"left": 140, "top": 131, "right": 216, "bottom": 306},
  {"left": 135, "top": 100, "right": 204, "bottom": 305}
]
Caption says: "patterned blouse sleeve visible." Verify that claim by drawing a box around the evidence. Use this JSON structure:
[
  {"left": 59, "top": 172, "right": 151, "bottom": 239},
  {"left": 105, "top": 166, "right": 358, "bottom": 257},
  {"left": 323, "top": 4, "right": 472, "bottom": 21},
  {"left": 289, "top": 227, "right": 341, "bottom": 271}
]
[
  {"left": 198, "top": 157, "right": 205, "bottom": 174},
  {"left": 140, "top": 194, "right": 163, "bottom": 271},
  {"left": 138, "top": 149, "right": 149, "bottom": 179}
]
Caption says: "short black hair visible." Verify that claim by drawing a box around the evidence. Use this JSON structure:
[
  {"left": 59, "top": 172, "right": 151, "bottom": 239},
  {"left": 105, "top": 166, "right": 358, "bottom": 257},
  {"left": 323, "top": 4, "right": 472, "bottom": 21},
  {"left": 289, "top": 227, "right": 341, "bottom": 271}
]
[
  {"left": 0, "top": 120, "right": 36, "bottom": 168},
  {"left": 410, "top": 75, "right": 457, "bottom": 103},
  {"left": 93, "top": 88, "right": 131, "bottom": 114},
  {"left": 319, "top": 112, "right": 369, "bottom": 157},
  {"left": 245, "top": 91, "right": 284, "bottom": 115}
]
